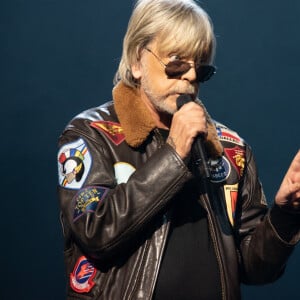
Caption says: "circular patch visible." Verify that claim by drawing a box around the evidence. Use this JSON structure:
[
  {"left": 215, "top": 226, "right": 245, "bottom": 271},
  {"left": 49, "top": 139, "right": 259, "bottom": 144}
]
[{"left": 209, "top": 156, "right": 231, "bottom": 183}]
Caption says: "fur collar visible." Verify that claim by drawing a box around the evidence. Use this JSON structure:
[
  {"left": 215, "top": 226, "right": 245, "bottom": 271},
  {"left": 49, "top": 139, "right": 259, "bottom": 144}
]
[{"left": 113, "top": 82, "right": 223, "bottom": 158}]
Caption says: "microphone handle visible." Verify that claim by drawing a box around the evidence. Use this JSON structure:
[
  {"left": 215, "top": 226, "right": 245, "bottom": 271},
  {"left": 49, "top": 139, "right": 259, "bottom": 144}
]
[{"left": 193, "top": 136, "right": 211, "bottom": 178}]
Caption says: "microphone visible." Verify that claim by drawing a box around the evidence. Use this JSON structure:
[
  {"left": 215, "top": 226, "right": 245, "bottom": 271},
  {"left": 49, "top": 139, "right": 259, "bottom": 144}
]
[{"left": 176, "top": 94, "right": 211, "bottom": 178}]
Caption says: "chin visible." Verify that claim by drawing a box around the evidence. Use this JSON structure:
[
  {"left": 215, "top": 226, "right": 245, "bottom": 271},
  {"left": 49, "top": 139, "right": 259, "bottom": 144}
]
[{"left": 156, "top": 103, "right": 176, "bottom": 115}]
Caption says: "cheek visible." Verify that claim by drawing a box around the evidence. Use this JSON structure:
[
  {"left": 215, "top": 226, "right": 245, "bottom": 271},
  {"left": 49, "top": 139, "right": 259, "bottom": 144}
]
[
  {"left": 144, "top": 62, "right": 172, "bottom": 88},
  {"left": 151, "top": 75, "right": 178, "bottom": 92},
  {"left": 153, "top": 79, "right": 173, "bottom": 92},
  {"left": 143, "top": 72, "right": 171, "bottom": 94}
]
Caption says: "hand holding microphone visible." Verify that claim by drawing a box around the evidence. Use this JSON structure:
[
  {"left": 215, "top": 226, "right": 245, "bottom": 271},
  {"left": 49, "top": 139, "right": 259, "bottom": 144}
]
[{"left": 167, "top": 94, "right": 210, "bottom": 178}]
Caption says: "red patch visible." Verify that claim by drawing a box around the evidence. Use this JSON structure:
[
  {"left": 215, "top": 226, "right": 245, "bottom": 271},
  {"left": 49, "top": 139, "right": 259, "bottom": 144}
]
[
  {"left": 224, "top": 147, "right": 245, "bottom": 178},
  {"left": 91, "top": 121, "right": 125, "bottom": 145},
  {"left": 70, "top": 256, "right": 96, "bottom": 293},
  {"left": 230, "top": 189, "right": 238, "bottom": 219}
]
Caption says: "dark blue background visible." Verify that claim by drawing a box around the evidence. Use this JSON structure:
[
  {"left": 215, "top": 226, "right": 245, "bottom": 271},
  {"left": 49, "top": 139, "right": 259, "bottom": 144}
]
[{"left": 1, "top": 1, "right": 300, "bottom": 299}]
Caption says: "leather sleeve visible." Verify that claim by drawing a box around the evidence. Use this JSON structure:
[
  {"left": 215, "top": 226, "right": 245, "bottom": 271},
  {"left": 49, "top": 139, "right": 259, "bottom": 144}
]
[
  {"left": 57, "top": 124, "right": 191, "bottom": 261},
  {"left": 236, "top": 144, "right": 300, "bottom": 284}
]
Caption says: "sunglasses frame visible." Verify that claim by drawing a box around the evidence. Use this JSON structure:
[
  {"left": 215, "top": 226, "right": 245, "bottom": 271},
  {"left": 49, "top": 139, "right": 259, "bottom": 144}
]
[{"left": 145, "top": 48, "right": 216, "bottom": 83}]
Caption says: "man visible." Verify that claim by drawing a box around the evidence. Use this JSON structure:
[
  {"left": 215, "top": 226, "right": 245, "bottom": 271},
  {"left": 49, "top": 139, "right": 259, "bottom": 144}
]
[{"left": 57, "top": 0, "right": 300, "bottom": 299}]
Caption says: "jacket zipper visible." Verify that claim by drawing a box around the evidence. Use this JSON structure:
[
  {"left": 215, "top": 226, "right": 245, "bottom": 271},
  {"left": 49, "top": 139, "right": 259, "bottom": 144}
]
[
  {"left": 202, "top": 190, "right": 227, "bottom": 300},
  {"left": 149, "top": 216, "right": 171, "bottom": 299},
  {"left": 127, "top": 238, "right": 151, "bottom": 300},
  {"left": 127, "top": 130, "right": 170, "bottom": 299},
  {"left": 126, "top": 218, "right": 170, "bottom": 300}
]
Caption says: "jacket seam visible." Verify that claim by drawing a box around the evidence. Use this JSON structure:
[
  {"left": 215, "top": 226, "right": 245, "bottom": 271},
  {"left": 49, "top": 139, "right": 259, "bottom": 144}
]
[{"left": 63, "top": 127, "right": 107, "bottom": 148}]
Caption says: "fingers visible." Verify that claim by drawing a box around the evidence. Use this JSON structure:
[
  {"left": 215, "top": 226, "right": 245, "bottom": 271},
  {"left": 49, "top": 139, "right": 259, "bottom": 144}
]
[
  {"left": 286, "top": 150, "right": 300, "bottom": 175},
  {"left": 275, "top": 151, "right": 300, "bottom": 208},
  {"left": 168, "top": 102, "right": 207, "bottom": 158},
  {"left": 288, "top": 182, "right": 300, "bottom": 198},
  {"left": 284, "top": 151, "right": 300, "bottom": 189},
  {"left": 174, "top": 102, "right": 207, "bottom": 134}
]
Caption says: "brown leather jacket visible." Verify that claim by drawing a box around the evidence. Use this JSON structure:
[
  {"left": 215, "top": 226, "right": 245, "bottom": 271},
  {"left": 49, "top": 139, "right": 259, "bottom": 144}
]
[{"left": 57, "top": 82, "right": 298, "bottom": 299}]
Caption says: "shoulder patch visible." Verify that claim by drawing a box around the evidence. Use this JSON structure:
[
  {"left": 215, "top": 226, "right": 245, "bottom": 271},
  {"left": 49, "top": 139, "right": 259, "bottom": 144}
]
[
  {"left": 90, "top": 120, "right": 125, "bottom": 145},
  {"left": 57, "top": 138, "right": 92, "bottom": 189},
  {"left": 70, "top": 256, "right": 96, "bottom": 293}
]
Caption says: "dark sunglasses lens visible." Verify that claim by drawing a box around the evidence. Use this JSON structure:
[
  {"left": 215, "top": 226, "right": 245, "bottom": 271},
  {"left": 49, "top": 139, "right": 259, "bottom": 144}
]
[
  {"left": 196, "top": 65, "right": 216, "bottom": 82},
  {"left": 165, "top": 61, "right": 191, "bottom": 78},
  {"left": 165, "top": 60, "right": 216, "bottom": 82}
]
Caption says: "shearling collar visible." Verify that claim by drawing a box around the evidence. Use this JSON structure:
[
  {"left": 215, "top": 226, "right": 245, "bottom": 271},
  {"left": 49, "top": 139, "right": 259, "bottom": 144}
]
[{"left": 113, "top": 82, "right": 223, "bottom": 158}]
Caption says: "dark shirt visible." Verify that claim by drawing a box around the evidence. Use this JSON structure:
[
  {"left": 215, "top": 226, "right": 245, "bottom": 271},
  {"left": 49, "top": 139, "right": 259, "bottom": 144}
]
[{"left": 153, "top": 129, "right": 222, "bottom": 299}]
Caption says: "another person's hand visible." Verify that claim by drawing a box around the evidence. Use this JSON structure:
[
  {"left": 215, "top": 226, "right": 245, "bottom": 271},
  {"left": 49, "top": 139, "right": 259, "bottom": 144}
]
[{"left": 275, "top": 150, "right": 300, "bottom": 210}]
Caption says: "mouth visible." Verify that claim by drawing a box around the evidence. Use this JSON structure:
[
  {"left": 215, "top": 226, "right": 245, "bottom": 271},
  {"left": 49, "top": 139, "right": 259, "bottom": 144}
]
[{"left": 175, "top": 93, "right": 195, "bottom": 100}]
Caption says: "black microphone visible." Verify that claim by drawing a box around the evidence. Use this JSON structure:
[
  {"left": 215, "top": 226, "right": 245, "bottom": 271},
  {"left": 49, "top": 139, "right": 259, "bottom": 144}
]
[{"left": 176, "top": 94, "right": 211, "bottom": 178}]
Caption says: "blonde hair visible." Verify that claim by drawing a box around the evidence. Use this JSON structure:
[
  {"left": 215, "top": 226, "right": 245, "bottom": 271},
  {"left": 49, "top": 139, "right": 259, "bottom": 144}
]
[{"left": 114, "top": 0, "right": 216, "bottom": 88}]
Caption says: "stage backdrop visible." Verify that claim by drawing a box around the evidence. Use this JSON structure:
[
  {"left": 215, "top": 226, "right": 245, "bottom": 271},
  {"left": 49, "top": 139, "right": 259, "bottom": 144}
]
[{"left": 1, "top": 1, "right": 300, "bottom": 299}]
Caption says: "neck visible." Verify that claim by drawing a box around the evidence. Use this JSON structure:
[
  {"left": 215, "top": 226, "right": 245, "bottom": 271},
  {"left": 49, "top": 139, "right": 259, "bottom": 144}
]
[{"left": 155, "top": 112, "right": 172, "bottom": 129}]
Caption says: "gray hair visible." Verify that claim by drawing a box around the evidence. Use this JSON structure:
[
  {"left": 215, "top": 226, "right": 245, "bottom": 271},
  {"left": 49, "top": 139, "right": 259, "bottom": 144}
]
[{"left": 114, "top": 0, "right": 216, "bottom": 87}]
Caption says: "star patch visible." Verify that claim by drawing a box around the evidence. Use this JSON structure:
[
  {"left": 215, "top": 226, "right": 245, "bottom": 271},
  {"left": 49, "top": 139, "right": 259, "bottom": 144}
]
[
  {"left": 73, "top": 186, "right": 109, "bottom": 222},
  {"left": 57, "top": 138, "right": 92, "bottom": 189},
  {"left": 224, "top": 147, "right": 245, "bottom": 178},
  {"left": 90, "top": 121, "right": 125, "bottom": 145},
  {"left": 70, "top": 256, "right": 96, "bottom": 293}
]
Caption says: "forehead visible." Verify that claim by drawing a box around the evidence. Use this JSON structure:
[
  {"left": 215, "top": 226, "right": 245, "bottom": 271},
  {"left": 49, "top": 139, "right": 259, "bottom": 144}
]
[{"left": 152, "top": 30, "right": 208, "bottom": 61}]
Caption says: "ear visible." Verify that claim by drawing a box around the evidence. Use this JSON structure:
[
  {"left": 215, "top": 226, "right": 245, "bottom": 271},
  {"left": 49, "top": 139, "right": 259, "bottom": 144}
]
[{"left": 131, "top": 63, "right": 142, "bottom": 80}]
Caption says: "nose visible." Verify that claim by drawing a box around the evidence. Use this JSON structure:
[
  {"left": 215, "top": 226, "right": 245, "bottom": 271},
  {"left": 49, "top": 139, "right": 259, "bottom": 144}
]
[{"left": 181, "top": 64, "right": 197, "bottom": 82}]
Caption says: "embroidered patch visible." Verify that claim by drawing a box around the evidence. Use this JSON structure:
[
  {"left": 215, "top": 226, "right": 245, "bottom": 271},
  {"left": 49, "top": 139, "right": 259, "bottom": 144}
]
[
  {"left": 70, "top": 256, "right": 96, "bottom": 293},
  {"left": 224, "top": 147, "right": 245, "bottom": 178},
  {"left": 90, "top": 121, "right": 125, "bottom": 145},
  {"left": 217, "top": 127, "right": 243, "bottom": 146},
  {"left": 224, "top": 184, "right": 239, "bottom": 226},
  {"left": 114, "top": 162, "right": 136, "bottom": 184},
  {"left": 73, "top": 186, "right": 109, "bottom": 222},
  {"left": 209, "top": 156, "right": 231, "bottom": 183},
  {"left": 58, "top": 138, "right": 92, "bottom": 189}
]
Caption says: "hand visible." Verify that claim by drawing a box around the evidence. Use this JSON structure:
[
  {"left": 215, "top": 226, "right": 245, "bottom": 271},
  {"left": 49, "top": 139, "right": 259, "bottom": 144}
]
[
  {"left": 275, "top": 150, "right": 300, "bottom": 210},
  {"left": 167, "top": 102, "right": 207, "bottom": 159}
]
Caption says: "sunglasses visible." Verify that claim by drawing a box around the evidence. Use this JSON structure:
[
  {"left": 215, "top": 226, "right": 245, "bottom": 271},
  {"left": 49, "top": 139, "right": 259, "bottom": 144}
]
[{"left": 145, "top": 48, "right": 216, "bottom": 83}]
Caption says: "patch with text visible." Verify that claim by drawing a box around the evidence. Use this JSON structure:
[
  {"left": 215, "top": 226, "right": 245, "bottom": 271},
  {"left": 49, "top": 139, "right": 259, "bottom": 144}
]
[
  {"left": 73, "top": 186, "right": 109, "bottom": 222},
  {"left": 209, "top": 156, "right": 231, "bottom": 183},
  {"left": 224, "top": 184, "right": 239, "bottom": 226}
]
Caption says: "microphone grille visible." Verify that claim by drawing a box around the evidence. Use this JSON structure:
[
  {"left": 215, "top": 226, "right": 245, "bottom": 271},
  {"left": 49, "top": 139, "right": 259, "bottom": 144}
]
[{"left": 176, "top": 94, "right": 192, "bottom": 109}]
